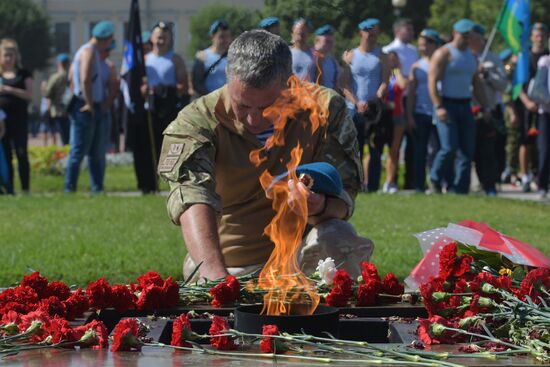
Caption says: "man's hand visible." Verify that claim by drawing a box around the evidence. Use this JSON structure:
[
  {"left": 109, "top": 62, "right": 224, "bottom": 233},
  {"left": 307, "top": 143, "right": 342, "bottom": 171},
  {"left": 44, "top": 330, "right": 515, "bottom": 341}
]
[
  {"left": 524, "top": 99, "right": 538, "bottom": 112},
  {"left": 80, "top": 103, "right": 94, "bottom": 115},
  {"left": 435, "top": 106, "right": 448, "bottom": 122},
  {"left": 287, "top": 179, "right": 326, "bottom": 217}
]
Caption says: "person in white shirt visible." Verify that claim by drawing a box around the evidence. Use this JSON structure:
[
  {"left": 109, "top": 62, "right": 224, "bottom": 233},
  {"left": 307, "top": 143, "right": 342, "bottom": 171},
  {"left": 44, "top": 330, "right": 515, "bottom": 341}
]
[{"left": 383, "top": 18, "right": 418, "bottom": 190}]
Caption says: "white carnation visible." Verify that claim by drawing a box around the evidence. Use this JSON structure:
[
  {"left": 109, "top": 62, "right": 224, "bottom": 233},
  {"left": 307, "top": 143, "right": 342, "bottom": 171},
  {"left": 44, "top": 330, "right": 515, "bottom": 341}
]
[{"left": 316, "top": 257, "right": 337, "bottom": 285}]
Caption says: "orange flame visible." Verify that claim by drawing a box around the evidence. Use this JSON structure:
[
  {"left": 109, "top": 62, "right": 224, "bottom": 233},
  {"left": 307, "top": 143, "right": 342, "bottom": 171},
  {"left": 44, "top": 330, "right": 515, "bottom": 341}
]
[{"left": 249, "top": 76, "right": 329, "bottom": 316}]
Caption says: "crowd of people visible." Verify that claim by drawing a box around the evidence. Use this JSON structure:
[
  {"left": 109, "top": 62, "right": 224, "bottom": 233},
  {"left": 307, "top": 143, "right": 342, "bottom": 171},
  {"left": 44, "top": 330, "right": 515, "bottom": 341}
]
[{"left": 0, "top": 14, "right": 549, "bottom": 200}]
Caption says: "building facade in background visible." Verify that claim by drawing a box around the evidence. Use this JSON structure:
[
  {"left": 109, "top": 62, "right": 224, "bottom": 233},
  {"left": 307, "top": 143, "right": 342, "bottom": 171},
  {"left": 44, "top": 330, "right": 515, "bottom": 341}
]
[{"left": 31, "top": 0, "right": 263, "bottom": 103}]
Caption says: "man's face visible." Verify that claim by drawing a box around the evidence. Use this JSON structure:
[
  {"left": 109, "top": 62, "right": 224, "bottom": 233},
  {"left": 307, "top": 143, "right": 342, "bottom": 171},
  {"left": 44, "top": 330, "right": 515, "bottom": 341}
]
[
  {"left": 151, "top": 28, "right": 171, "bottom": 48},
  {"left": 418, "top": 36, "right": 437, "bottom": 56},
  {"left": 292, "top": 21, "right": 310, "bottom": 44},
  {"left": 360, "top": 25, "right": 379, "bottom": 46},
  {"left": 227, "top": 77, "right": 285, "bottom": 135},
  {"left": 315, "top": 34, "right": 334, "bottom": 54},
  {"left": 469, "top": 31, "right": 484, "bottom": 52},
  {"left": 213, "top": 29, "right": 232, "bottom": 52},
  {"left": 97, "top": 36, "right": 114, "bottom": 52},
  {"left": 531, "top": 29, "right": 547, "bottom": 50},
  {"left": 453, "top": 30, "right": 470, "bottom": 49},
  {"left": 397, "top": 23, "right": 414, "bottom": 43},
  {"left": 267, "top": 24, "right": 281, "bottom": 36}
]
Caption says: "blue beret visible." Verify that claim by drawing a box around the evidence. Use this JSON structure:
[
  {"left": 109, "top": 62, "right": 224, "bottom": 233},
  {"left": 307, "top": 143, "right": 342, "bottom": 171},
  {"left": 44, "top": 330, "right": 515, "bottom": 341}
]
[
  {"left": 499, "top": 48, "right": 513, "bottom": 61},
  {"left": 209, "top": 19, "right": 229, "bottom": 36},
  {"left": 453, "top": 18, "right": 475, "bottom": 34},
  {"left": 531, "top": 22, "right": 548, "bottom": 32},
  {"left": 358, "top": 18, "right": 380, "bottom": 31},
  {"left": 272, "top": 162, "right": 343, "bottom": 196},
  {"left": 259, "top": 17, "right": 279, "bottom": 29},
  {"left": 419, "top": 28, "right": 441, "bottom": 43},
  {"left": 57, "top": 53, "right": 70, "bottom": 63},
  {"left": 141, "top": 31, "right": 151, "bottom": 43},
  {"left": 472, "top": 23, "right": 486, "bottom": 36},
  {"left": 92, "top": 20, "right": 115, "bottom": 39},
  {"left": 315, "top": 24, "right": 334, "bottom": 36}
]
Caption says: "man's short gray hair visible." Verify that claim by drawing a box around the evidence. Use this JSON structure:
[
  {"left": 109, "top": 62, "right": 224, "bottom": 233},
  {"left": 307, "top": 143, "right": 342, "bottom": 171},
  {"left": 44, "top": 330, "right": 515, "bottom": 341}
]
[{"left": 226, "top": 30, "right": 291, "bottom": 88}]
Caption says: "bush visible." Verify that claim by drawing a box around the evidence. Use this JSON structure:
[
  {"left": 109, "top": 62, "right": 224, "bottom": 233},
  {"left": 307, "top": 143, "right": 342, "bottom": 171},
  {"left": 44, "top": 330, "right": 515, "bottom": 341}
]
[{"left": 28, "top": 146, "right": 69, "bottom": 176}]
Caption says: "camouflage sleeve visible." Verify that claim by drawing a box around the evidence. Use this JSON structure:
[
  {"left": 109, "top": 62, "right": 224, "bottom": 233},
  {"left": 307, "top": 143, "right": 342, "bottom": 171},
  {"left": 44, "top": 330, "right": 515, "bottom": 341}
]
[
  {"left": 315, "top": 93, "right": 363, "bottom": 219},
  {"left": 158, "top": 105, "right": 221, "bottom": 225}
]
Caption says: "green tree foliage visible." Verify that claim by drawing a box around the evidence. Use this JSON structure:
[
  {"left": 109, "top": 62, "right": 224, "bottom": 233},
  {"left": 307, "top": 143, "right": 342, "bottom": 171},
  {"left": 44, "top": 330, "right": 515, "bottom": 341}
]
[
  {"left": 263, "top": 0, "right": 431, "bottom": 60},
  {"left": 188, "top": 3, "right": 261, "bottom": 56},
  {"left": 428, "top": 0, "right": 550, "bottom": 50},
  {"left": 0, "top": 0, "right": 51, "bottom": 71}
]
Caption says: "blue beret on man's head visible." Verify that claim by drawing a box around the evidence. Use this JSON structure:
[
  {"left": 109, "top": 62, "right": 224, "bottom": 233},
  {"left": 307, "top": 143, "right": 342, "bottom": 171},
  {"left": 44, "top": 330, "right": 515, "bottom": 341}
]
[
  {"left": 259, "top": 17, "right": 279, "bottom": 29},
  {"left": 57, "top": 53, "right": 70, "bottom": 63},
  {"left": 453, "top": 18, "right": 475, "bottom": 34},
  {"left": 358, "top": 18, "right": 380, "bottom": 31},
  {"left": 315, "top": 24, "right": 334, "bottom": 36},
  {"left": 419, "top": 28, "right": 441, "bottom": 43},
  {"left": 499, "top": 48, "right": 513, "bottom": 61},
  {"left": 92, "top": 20, "right": 115, "bottom": 39},
  {"left": 209, "top": 19, "right": 229, "bottom": 36}
]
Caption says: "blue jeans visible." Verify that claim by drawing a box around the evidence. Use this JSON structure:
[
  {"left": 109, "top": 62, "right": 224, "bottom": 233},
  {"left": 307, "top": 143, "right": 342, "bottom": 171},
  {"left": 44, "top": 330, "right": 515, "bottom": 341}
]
[
  {"left": 430, "top": 101, "right": 476, "bottom": 194},
  {"left": 64, "top": 100, "right": 109, "bottom": 193},
  {"left": 413, "top": 113, "right": 435, "bottom": 192}
]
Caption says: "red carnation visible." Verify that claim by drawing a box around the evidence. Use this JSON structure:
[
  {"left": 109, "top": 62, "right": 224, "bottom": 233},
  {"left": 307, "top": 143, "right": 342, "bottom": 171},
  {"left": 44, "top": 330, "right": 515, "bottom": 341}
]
[
  {"left": 417, "top": 315, "right": 455, "bottom": 345},
  {"left": 19, "top": 310, "right": 51, "bottom": 342},
  {"left": 453, "top": 254, "right": 474, "bottom": 278},
  {"left": 46, "top": 281, "right": 71, "bottom": 301},
  {"left": 47, "top": 317, "right": 77, "bottom": 344},
  {"left": 21, "top": 272, "right": 49, "bottom": 298},
  {"left": 260, "top": 324, "right": 288, "bottom": 354},
  {"left": 75, "top": 320, "right": 109, "bottom": 349},
  {"left": 111, "top": 284, "right": 136, "bottom": 313},
  {"left": 357, "top": 278, "right": 381, "bottom": 306},
  {"left": 439, "top": 243, "right": 458, "bottom": 279},
  {"left": 135, "top": 284, "right": 163, "bottom": 311},
  {"left": 209, "top": 315, "right": 236, "bottom": 350},
  {"left": 520, "top": 267, "right": 550, "bottom": 302},
  {"left": 209, "top": 276, "right": 241, "bottom": 308},
  {"left": 62, "top": 288, "right": 89, "bottom": 320},
  {"left": 86, "top": 278, "right": 113, "bottom": 310},
  {"left": 162, "top": 277, "right": 180, "bottom": 308},
  {"left": 111, "top": 318, "right": 142, "bottom": 352},
  {"left": 360, "top": 262, "right": 381, "bottom": 282},
  {"left": 1, "top": 311, "right": 21, "bottom": 335},
  {"left": 0, "top": 301, "right": 32, "bottom": 316},
  {"left": 382, "top": 273, "right": 404, "bottom": 295},
  {"left": 37, "top": 296, "right": 67, "bottom": 317},
  {"left": 325, "top": 269, "right": 353, "bottom": 307},
  {"left": 171, "top": 313, "right": 194, "bottom": 348},
  {"left": 137, "top": 271, "right": 164, "bottom": 290},
  {"left": 419, "top": 276, "right": 446, "bottom": 317},
  {"left": 13, "top": 285, "right": 40, "bottom": 304}
]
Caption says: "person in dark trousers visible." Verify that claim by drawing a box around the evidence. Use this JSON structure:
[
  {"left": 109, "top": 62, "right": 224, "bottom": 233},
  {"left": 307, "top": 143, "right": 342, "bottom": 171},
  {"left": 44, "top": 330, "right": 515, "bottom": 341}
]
[
  {"left": 133, "top": 21, "right": 189, "bottom": 193},
  {"left": 45, "top": 53, "right": 71, "bottom": 145},
  {"left": 0, "top": 38, "right": 33, "bottom": 194},
  {"left": 469, "top": 24, "right": 508, "bottom": 196},
  {"left": 515, "top": 23, "right": 549, "bottom": 192}
]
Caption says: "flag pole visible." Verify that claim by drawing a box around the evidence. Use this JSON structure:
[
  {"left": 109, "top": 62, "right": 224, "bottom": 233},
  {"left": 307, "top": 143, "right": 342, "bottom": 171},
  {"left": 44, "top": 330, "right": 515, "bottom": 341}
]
[{"left": 480, "top": 1, "right": 507, "bottom": 62}]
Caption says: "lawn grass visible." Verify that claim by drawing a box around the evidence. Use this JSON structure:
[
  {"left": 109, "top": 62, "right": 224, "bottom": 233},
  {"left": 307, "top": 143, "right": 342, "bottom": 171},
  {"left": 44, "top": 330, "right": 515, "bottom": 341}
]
[
  {"left": 1, "top": 189, "right": 548, "bottom": 287},
  {"left": 13, "top": 165, "right": 169, "bottom": 193}
]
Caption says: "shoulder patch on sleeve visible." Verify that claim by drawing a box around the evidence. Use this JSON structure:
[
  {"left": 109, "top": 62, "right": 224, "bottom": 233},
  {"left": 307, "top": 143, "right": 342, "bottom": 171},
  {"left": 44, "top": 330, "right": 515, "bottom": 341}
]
[{"left": 158, "top": 156, "right": 180, "bottom": 172}]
